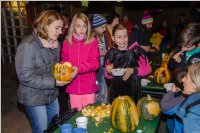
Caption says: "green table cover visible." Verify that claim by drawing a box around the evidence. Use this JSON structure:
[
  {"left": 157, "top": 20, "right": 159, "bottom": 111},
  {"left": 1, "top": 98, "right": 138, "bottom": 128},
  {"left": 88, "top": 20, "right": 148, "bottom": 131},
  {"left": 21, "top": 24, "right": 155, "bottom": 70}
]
[
  {"left": 53, "top": 112, "right": 161, "bottom": 133},
  {"left": 141, "top": 79, "right": 165, "bottom": 98}
]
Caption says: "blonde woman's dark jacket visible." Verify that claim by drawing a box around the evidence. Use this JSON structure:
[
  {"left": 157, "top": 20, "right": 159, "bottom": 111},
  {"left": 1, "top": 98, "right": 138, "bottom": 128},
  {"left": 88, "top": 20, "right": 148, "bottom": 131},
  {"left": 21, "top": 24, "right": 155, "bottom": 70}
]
[{"left": 15, "top": 32, "right": 60, "bottom": 106}]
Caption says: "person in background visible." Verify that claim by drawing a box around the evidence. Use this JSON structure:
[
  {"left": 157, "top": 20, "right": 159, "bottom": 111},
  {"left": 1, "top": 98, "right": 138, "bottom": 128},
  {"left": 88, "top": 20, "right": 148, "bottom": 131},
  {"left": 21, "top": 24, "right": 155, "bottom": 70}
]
[
  {"left": 168, "top": 23, "right": 200, "bottom": 71},
  {"left": 92, "top": 13, "right": 109, "bottom": 104},
  {"left": 104, "top": 24, "right": 150, "bottom": 103},
  {"left": 61, "top": 12, "right": 100, "bottom": 111},
  {"left": 15, "top": 10, "right": 73, "bottom": 133},
  {"left": 129, "top": 10, "right": 159, "bottom": 52},
  {"left": 160, "top": 67, "right": 187, "bottom": 133},
  {"left": 176, "top": 62, "right": 200, "bottom": 133},
  {"left": 105, "top": 12, "right": 120, "bottom": 49},
  {"left": 122, "top": 11, "right": 133, "bottom": 37},
  {"left": 158, "top": 19, "right": 173, "bottom": 53}
]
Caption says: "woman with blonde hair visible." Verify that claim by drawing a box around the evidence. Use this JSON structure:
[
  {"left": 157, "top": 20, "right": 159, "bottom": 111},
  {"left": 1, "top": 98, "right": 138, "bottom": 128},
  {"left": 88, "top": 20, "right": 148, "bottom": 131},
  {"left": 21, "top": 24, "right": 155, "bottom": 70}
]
[
  {"left": 176, "top": 62, "right": 200, "bottom": 133},
  {"left": 61, "top": 12, "right": 100, "bottom": 111}
]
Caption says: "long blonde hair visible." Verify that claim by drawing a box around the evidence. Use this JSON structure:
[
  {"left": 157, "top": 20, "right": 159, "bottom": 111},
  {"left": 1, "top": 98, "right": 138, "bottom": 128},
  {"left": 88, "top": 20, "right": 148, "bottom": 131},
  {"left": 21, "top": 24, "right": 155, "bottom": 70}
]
[
  {"left": 67, "top": 12, "right": 93, "bottom": 45},
  {"left": 188, "top": 62, "right": 200, "bottom": 91}
]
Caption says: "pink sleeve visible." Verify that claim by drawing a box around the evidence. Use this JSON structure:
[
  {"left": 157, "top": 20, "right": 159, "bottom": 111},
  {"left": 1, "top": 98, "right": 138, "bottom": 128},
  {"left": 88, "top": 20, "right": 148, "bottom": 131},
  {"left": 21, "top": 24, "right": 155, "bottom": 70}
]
[
  {"left": 61, "top": 40, "right": 69, "bottom": 63},
  {"left": 137, "top": 55, "right": 150, "bottom": 76},
  {"left": 78, "top": 38, "right": 100, "bottom": 73}
]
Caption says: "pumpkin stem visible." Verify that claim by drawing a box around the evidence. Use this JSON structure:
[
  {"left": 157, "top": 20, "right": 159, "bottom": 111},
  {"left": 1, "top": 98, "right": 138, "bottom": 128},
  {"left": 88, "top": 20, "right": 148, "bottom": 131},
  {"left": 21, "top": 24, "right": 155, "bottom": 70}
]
[{"left": 147, "top": 94, "right": 152, "bottom": 101}]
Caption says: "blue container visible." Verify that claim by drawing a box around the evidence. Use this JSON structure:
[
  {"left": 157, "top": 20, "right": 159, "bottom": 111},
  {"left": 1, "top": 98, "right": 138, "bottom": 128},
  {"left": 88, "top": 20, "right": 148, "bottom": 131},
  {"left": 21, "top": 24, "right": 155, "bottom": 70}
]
[
  {"left": 60, "top": 123, "right": 72, "bottom": 133},
  {"left": 72, "top": 127, "right": 87, "bottom": 133}
]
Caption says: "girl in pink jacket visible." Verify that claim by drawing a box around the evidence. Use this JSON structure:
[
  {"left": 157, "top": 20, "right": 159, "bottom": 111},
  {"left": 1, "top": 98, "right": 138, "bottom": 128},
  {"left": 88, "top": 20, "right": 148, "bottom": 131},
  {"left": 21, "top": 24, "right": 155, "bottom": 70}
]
[{"left": 61, "top": 12, "right": 100, "bottom": 111}]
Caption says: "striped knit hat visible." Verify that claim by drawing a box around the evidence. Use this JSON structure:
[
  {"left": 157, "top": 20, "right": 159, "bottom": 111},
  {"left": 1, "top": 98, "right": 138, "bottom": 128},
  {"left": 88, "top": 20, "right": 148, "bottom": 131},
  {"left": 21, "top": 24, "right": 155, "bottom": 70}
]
[
  {"left": 92, "top": 14, "right": 107, "bottom": 28},
  {"left": 141, "top": 11, "right": 154, "bottom": 25}
]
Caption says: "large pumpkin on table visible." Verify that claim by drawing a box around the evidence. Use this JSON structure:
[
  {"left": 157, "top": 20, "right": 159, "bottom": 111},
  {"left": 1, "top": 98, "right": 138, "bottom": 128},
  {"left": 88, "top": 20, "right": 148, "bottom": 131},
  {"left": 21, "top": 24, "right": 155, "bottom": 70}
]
[
  {"left": 137, "top": 95, "right": 160, "bottom": 120},
  {"left": 52, "top": 62, "right": 73, "bottom": 82},
  {"left": 110, "top": 96, "right": 139, "bottom": 133}
]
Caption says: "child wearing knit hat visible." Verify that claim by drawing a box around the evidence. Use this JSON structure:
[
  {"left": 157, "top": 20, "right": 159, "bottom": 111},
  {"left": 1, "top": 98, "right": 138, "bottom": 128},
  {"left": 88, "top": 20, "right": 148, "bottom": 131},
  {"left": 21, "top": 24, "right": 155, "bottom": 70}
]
[
  {"left": 92, "top": 14, "right": 109, "bottom": 104},
  {"left": 129, "top": 10, "right": 159, "bottom": 53},
  {"left": 92, "top": 14, "right": 107, "bottom": 29},
  {"left": 142, "top": 10, "right": 154, "bottom": 25}
]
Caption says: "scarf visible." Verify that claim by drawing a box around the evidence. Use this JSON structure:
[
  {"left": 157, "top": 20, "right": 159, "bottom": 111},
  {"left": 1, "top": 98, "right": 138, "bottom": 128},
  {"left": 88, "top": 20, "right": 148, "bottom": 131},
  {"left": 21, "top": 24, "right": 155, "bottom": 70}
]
[{"left": 73, "top": 32, "right": 86, "bottom": 42}]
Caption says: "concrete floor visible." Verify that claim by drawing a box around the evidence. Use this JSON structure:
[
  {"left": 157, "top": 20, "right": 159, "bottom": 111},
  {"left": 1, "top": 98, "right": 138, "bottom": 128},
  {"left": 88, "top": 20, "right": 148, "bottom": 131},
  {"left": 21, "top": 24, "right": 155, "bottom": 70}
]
[{"left": 1, "top": 65, "right": 167, "bottom": 133}]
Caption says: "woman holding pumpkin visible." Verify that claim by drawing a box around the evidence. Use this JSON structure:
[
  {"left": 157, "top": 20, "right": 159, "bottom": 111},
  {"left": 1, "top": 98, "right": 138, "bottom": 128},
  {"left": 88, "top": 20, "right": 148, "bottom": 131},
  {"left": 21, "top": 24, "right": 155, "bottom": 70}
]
[
  {"left": 104, "top": 24, "right": 150, "bottom": 103},
  {"left": 15, "top": 10, "right": 73, "bottom": 133},
  {"left": 61, "top": 12, "right": 100, "bottom": 111}
]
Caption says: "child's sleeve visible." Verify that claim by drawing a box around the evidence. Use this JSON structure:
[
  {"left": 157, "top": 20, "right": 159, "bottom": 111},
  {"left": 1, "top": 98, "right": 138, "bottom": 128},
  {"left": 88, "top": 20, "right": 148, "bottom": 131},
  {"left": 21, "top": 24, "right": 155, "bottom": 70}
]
[
  {"left": 103, "top": 49, "right": 114, "bottom": 79},
  {"left": 136, "top": 54, "right": 151, "bottom": 76},
  {"left": 61, "top": 40, "right": 69, "bottom": 63},
  {"left": 160, "top": 91, "right": 185, "bottom": 113},
  {"left": 77, "top": 38, "right": 100, "bottom": 73}
]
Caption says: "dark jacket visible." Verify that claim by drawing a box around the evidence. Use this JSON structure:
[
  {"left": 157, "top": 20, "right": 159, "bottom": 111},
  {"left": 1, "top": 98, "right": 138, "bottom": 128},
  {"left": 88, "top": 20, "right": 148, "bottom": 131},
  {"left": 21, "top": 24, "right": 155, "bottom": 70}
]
[
  {"left": 15, "top": 32, "right": 60, "bottom": 106},
  {"left": 129, "top": 27, "right": 152, "bottom": 47},
  {"left": 104, "top": 42, "right": 150, "bottom": 102}
]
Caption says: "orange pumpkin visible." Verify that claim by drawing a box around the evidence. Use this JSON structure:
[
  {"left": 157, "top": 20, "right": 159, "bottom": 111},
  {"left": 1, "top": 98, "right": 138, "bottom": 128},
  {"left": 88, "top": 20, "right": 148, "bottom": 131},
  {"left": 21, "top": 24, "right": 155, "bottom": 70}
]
[{"left": 52, "top": 62, "right": 73, "bottom": 82}]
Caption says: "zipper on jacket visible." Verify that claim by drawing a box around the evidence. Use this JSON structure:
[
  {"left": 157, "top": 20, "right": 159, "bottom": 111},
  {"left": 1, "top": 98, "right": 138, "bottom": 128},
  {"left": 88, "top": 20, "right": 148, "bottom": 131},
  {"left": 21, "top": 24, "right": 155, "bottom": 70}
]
[{"left": 78, "top": 42, "right": 80, "bottom": 92}]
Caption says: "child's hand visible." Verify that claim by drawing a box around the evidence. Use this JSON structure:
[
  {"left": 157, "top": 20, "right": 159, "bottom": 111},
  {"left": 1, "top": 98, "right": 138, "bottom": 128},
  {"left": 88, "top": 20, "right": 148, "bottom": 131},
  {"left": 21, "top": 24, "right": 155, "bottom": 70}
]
[
  {"left": 181, "top": 45, "right": 196, "bottom": 52},
  {"left": 106, "top": 64, "right": 113, "bottom": 74},
  {"left": 123, "top": 68, "right": 134, "bottom": 81},
  {"left": 100, "top": 49, "right": 107, "bottom": 56},
  {"left": 173, "top": 51, "right": 183, "bottom": 63},
  {"left": 71, "top": 66, "right": 78, "bottom": 79},
  {"left": 171, "top": 84, "right": 181, "bottom": 92}
]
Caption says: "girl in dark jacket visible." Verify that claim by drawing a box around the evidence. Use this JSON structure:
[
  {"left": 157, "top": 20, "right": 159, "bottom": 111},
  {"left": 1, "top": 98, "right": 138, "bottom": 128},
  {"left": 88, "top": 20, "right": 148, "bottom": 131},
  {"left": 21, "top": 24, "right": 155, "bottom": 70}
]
[{"left": 104, "top": 24, "right": 150, "bottom": 103}]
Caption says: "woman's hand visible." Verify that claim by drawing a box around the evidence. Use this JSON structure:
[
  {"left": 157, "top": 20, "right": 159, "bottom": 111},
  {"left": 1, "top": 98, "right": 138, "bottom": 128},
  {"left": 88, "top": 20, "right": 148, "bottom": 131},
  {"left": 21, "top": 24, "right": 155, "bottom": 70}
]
[
  {"left": 106, "top": 64, "right": 113, "bottom": 74},
  {"left": 56, "top": 80, "right": 70, "bottom": 86},
  {"left": 123, "top": 68, "right": 134, "bottom": 81}
]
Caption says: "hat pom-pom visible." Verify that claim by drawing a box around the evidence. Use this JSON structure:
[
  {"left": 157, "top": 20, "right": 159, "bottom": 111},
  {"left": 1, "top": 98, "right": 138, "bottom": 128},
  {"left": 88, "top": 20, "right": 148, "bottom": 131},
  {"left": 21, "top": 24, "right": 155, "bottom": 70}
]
[{"left": 143, "top": 10, "right": 149, "bottom": 14}]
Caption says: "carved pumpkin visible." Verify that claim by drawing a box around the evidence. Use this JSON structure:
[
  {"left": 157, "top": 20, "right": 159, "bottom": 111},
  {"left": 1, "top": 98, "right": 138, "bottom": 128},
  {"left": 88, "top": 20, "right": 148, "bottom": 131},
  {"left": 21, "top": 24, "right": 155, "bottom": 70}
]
[
  {"left": 154, "top": 67, "right": 171, "bottom": 84},
  {"left": 111, "top": 96, "right": 139, "bottom": 133},
  {"left": 52, "top": 62, "right": 73, "bottom": 82},
  {"left": 161, "top": 52, "right": 173, "bottom": 68},
  {"left": 137, "top": 94, "right": 160, "bottom": 120}
]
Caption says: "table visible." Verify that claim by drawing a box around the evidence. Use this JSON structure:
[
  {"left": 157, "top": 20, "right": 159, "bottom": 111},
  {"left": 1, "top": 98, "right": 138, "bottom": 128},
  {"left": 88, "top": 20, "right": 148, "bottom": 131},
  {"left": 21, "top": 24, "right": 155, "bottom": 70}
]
[
  {"left": 53, "top": 112, "right": 161, "bottom": 133},
  {"left": 141, "top": 80, "right": 166, "bottom": 98}
]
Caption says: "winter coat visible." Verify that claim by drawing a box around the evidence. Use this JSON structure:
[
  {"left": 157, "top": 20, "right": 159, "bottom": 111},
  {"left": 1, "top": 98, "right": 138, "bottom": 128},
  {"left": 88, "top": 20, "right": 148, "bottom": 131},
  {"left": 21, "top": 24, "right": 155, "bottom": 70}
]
[
  {"left": 61, "top": 37, "right": 100, "bottom": 94},
  {"left": 104, "top": 42, "right": 150, "bottom": 102},
  {"left": 15, "top": 32, "right": 59, "bottom": 106},
  {"left": 160, "top": 91, "right": 185, "bottom": 133},
  {"left": 176, "top": 92, "right": 200, "bottom": 133}
]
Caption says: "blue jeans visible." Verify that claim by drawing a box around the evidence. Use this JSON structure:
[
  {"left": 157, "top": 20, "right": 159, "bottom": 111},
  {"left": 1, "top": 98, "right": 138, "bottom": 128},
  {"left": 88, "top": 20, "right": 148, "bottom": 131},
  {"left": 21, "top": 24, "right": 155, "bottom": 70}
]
[
  {"left": 24, "top": 98, "right": 59, "bottom": 133},
  {"left": 96, "top": 66, "right": 108, "bottom": 104}
]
